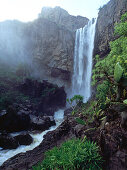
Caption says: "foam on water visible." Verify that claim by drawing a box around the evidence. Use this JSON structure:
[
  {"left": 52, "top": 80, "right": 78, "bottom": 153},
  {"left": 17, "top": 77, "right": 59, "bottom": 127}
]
[{"left": 0, "top": 109, "right": 64, "bottom": 166}]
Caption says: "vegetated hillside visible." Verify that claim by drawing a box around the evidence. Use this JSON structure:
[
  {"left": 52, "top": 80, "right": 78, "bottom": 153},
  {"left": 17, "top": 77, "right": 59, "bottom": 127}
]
[
  {"left": 0, "top": 7, "right": 88, "bottom": 88},
  {"left": 32, "top": 12, "right": 127, "bottom": 170},
  {"left": 3, "top": 11, "right": 126, "bottom": 170},
  {"left": 94, "top": 0, "right": 127, "bottom": 57}
]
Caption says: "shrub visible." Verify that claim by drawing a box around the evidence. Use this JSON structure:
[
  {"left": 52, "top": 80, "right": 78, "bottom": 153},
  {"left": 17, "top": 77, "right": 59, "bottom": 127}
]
[
  {"left": 67, "top": 95, "right": 84, "bottom": 115},
  {"left": 33, "top": 139, "right": 102, "bottom": 170},
  {"left": 92, "top": 12, "right": 127, "bottom": 103}
]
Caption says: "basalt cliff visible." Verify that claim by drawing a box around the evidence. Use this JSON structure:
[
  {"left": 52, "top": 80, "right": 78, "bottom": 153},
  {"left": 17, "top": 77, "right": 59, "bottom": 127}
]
[
  {"left": 0, "top": 7, "right": 88, "bottom": 88},
  {"left": 94, "top": 0, "right": 127, "bottom": 57}
]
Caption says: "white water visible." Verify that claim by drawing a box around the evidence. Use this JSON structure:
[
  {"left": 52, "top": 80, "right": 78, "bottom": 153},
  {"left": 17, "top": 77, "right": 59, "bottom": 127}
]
[
  {"left": 72, "top": 19, "right": 97, "bottom": 103},
  {"left": 0, "top": 109, "right": 64, "bottom": 166}
]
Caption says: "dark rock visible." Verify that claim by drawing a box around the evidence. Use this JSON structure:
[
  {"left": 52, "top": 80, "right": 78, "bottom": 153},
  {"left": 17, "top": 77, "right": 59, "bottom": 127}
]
[
  {"left": 0, "top": 117, "right": 77, "bottom": 169},
  {"left": 0, "top": 133, "right": 33, "bottom": 149},
  {"left": 0, "top": 134, "right": 19, "bottom": 149},
  {"left": 64, "top": 107, "right": 73, "bottom": 116},
  {"left": 107, "top": 151, "right": 127, "bottom": 170},
  {"left": 14, "top": 133, "right": 33, "bottom": 146},
  {"left": 0, "top": 106, "right": 31, "bottom": 133},
  {"left": 19, "top": 79, "right": 66, "bottom": 116},
  {"left": 30, "top": 115, "right": 56, "bottom": 131},
  {"left": 0, "top": 103, "right": 56, "bottom": 133}
]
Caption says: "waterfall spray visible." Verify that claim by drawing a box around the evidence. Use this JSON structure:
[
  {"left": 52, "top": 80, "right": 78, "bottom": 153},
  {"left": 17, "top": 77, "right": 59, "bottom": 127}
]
[{"left": 72, "top": 18, "right": 97, "bottom": 103}]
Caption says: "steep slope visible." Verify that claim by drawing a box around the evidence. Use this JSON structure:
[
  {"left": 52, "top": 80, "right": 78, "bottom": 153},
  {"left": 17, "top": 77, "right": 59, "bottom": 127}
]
[
  {"left": 0, "top": 7, "right": 88, "bottom": 87},
  {"left": 94, "top": 0, "right": 127, "bottom": 57},
  {"left": 39, "top": 6, "right": 89, "bottom": 31}
]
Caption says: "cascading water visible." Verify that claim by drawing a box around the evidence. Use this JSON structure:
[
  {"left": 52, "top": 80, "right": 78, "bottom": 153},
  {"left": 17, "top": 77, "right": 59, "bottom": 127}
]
[
  {"left": 0, "top": 109, "right": 64, "bottom": 166},
  {"left": 72, "top": 19, "right": 97, "bottom": 103}
]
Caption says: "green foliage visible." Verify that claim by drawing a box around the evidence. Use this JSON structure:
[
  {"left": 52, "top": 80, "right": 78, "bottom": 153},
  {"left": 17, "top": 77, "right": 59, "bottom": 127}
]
[
  {"left": 96, "top": 81, "right": 110, "bottom": 102},
  {"left": 67, "top": 95, "right": 84, "bottom": 115},
  {"left": 114, "top": 62, "right": 123, "bottom": 82},
  {"left": 115, "top": 12, "right": 127, "bottom": 37},
  {"left": 75, "top": 117, "right": 86, "bottom": 125},
  {"left": 41, "top": 87, "right": 56, "bottom": 97},
  {"left": 0, "top": 91, "right": 29, "bottom": 111},
  {"left": 115, "top": 22, "right": 127, "bottom": 37},
  {"left": 0, "top": 62, "right": 30, "bottom": 111},
  {"left": 33, "top": 139, "right": 102, "bottom": 170},
  {"left": 123, "top": 99, "right": 127, "bottom": 105},
  {"left": 67, "top": 95, "right": 83, "bottom": 105},
  {"left": 92, "top": 12, "right": 127, "bottom": 103},
  {"left": 121, "top": 12, "right": 127, "bottom": 22}
]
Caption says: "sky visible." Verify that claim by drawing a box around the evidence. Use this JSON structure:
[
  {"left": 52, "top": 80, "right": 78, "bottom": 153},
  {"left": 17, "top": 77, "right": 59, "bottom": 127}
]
[{"left": 0, "top": 0, "right": 110, "bottom": 22}]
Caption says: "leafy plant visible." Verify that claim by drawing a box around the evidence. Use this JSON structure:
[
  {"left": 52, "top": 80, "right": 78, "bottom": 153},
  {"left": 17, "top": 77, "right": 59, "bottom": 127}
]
[
  {"left": 32, "top": 138, "right": 102, "bottom": 170},
  {"left": 114, "top": 62, "right": 123, "bottom": 82},
  {"left": 67, "top": 95, "right": 83, "bottom": 114},
  {"left": 123, "top": 99, "right": 127, "bottom": 105},
  {"left": 92, "top": 12, "right": 127, "bottom": 103},
  {"left": 75, "top": 117, "right": 86, "bottom": 125}
]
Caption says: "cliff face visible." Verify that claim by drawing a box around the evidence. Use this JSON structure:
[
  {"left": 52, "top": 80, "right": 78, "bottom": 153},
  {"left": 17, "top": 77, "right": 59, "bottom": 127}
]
[
  {"left": 0, "top": 7, "right": 88, "bottom": 87},
  {"left": 39, "top": 6, "right": 89, "bottom": 31},
  {"left": 25, "top": 18, "right": 75, "bottom": 85},
  {"left": 94, "top": 0, "right": 127, "bottom": 57}
]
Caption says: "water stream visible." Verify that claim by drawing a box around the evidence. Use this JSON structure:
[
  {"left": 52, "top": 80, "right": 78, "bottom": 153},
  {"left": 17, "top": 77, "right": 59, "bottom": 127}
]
[
  {"left": 72, "top": 19, "right": 97, "bottom": 102},
  {"left": 0, "top": 109, "right": 64, "bottom": 166}
]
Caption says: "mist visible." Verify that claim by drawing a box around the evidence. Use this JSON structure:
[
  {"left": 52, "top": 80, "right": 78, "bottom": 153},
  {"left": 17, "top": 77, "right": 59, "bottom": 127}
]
[{"left": 0, "top": 19, "right": 44, "bottom": 79}]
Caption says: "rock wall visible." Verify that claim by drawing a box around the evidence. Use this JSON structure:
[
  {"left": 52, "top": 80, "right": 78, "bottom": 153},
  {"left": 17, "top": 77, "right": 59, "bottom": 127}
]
[
  {"left": 94, "top": 0, "right": 127, "bottom": 57},
  {"left": 25, "top": 18, "right": 75, "bottom": 86},
  {"left": 39, "top": 6, "right": 89, "bottom": 31},
  {"left": 0, "top": 7, "right": 88, "bottom": 88}
]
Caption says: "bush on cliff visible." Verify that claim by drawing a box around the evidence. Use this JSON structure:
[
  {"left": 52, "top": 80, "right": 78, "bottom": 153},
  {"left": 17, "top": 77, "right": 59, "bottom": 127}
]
[
  {"left": 33, "top": 138, "right": 102, "bottom": 170},
  {"left": 92, "top": 12, "right": 127, "bottom": 103}
]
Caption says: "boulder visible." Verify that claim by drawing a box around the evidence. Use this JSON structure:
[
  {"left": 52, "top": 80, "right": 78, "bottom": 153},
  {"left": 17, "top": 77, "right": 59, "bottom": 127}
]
[
  {"left": 30, "top": 115, "right": 56, "bottom": 131},
  {"left": 19, "top": 79, "right": 67, "bottom": 115},
  {"left": 14, "top": 133, "right": 33, "bottom": 146},
  {"left": 0, "top": 106, "right": 31, "bottom": 133},
  {"left": 0, "top": 133, "right": 33, "bottom": 150},
  {"left": 0, "top": 134, "right": 19, "bottom": 149}
]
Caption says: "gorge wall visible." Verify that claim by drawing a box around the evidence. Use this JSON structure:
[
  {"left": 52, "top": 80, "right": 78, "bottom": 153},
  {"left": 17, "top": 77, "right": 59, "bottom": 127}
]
[
  {"left": 94, "top": 0, "right": 127, "bottom": 57},
  {"left": 0, "top": 7, "right": 88, "bottom": 88}
]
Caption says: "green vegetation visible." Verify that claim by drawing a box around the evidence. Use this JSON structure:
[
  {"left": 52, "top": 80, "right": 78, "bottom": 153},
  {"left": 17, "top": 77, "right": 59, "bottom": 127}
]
[
  {"left": 67, "top": 95, "right": 83, "bottom": 106},
  {"left": 0, "top": 91, "right": 29, "bottom": 111},
  {"left": 33, "top": 138, "right": 102, "bottom": 170},
  {"left": 41, "top": 87, "right": 56, "bottom": 97},
  {"left": 92, "top": 12, "right": 127, "bottom": 104},
  {"left": 67, "top": 95, "right": 84, "bottom": 115},
  {"left": 0, "top": 62, "right": 30, "bottom": 111}
]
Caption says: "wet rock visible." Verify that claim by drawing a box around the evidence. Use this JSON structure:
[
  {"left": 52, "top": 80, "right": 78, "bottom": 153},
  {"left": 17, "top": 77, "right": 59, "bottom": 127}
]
[
  {"left": 0, "top": 133, "right": 33, "bottom": 149},
  {"left": 0, "top": 117, "right": 76, "bottom": 169},
  {"left": 14, "top": 133, "right": 33, "bottom": 146},
  {"left": 0, "top": 106, "right": 30, "bottom": 133},
  {"left": 121, "top": 111, "right": 127, "bottom": 129},
  {"left": 0, "top": 134, "right": 19, "bottom": 149},
  {"left": 64, "top": 107, "right": 73, "bottom": 116},
  {"left": 0, "top": 105, "right": 56, "bottom": 133},
  {"left": 30, "top": 115, "right": 56, "bottom": 131},
  {"left": 19, "top": 79, "right": 66, "bottom": 116},
  {"left": 107, "top": 151, "right": 127, "bottom": 170}
]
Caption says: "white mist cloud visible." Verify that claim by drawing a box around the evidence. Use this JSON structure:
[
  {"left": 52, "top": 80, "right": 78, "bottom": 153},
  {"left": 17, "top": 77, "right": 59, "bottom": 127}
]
[
  {"left": 0, "top": 0, "right": 60, "bottom": 22},
  {"left": 0, "top": 0, "right": 110, "bottom": 21}
]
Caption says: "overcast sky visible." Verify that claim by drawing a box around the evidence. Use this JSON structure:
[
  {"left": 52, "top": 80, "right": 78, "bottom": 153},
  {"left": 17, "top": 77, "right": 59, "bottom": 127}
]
[{"left": 0, "top": 0, "right": 110, "bottom": 22}]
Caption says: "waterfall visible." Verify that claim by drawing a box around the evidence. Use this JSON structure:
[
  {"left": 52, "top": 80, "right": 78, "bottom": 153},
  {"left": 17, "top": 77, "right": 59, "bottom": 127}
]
[{"left": 71, "top": 19, "right": 97, "bottom": 103}]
